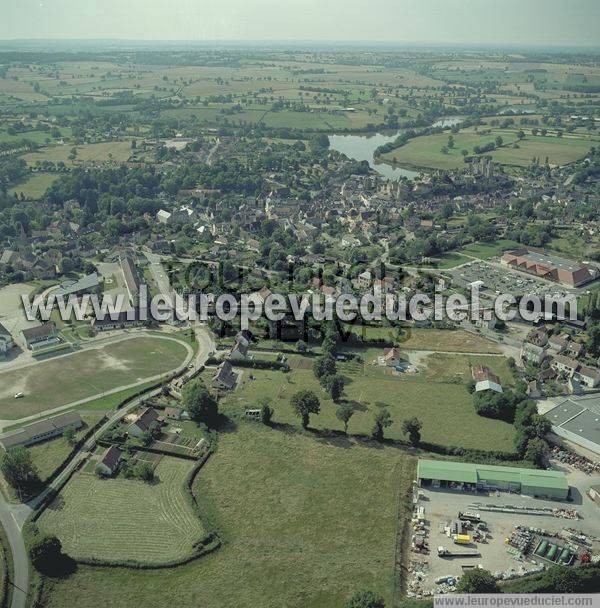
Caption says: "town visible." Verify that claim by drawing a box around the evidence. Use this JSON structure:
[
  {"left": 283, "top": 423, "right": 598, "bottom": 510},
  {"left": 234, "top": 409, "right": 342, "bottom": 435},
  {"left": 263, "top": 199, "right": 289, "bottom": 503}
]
[{"left": 0, "top": 30, "right": 599, "bottom": 608}]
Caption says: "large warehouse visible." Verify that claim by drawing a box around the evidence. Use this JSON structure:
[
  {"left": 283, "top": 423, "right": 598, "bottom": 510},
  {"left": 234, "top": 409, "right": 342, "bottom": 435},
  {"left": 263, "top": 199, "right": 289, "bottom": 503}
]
[
  {"left": 417, "top": 459, "right": 569, "bottom": 500},
  {"left": 501, "top": 248, "right": 596, "bottom": 287},
  {"left": 546, "top": 394, "right": 600, "bottom": 456}
]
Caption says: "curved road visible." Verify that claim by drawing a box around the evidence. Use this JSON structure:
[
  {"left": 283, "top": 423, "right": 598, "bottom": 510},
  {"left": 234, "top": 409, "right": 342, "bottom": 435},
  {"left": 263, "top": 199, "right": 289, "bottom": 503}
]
[{"left": 0, "top": 325, "right": 214, "bottom": 608}]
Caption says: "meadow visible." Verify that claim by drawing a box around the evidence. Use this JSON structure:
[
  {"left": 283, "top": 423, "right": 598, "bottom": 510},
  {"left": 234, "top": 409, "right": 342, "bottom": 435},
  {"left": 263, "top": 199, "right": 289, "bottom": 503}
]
[
  {"left": 23, "top": 140, "right": 133, "bottom": 166},
  {"left": 38, "top": 457, "right": 205, "bottom": 564},
  {"left": 39, "top": 424, "right": 413, "bottom": 608},
  {"left": 8, "top": 172, "right": 58, "bottom": 200},
  {"left": 210, "top": 338, "right": 516, "bottom": 453},
  {"left": 0, "top": 336, "right": 190, "bottom": 419},
  {"left": 381, "top": 127, "right": 597, "bottom": 170}
]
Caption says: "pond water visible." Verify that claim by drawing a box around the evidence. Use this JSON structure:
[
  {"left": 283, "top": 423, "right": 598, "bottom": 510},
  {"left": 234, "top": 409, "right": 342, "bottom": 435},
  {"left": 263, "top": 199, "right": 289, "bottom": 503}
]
[{"left": 329, "top": 116, "right": 464, "bottom": 180}]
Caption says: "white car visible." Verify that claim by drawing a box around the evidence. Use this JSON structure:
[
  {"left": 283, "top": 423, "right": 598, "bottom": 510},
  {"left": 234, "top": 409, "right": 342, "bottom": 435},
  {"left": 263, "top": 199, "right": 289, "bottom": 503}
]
[{"left": 14, "top": 392, "right": 24, "bottom": 399}]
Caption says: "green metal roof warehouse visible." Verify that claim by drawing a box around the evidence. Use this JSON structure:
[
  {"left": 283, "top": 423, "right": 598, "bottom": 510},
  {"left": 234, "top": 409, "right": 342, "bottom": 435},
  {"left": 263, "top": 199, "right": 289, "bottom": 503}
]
[{"left": 417, "top": 459, "right": 569, "bottom": 500}]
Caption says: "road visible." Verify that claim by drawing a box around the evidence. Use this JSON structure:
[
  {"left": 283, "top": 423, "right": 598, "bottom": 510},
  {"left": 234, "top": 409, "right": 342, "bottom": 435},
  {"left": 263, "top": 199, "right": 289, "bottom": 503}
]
[{"left": 0, "top": 324, "right": 214, "bottom": 608}]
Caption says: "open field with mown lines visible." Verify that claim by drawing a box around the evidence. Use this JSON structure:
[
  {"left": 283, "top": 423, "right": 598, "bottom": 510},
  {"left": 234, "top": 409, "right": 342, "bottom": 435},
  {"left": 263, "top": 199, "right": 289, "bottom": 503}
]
[
  {"left": 0, "top": 336, "right": 190, "bottom": 419},
  {"left": 38, "top": 457, "right": 205, "bottom": 564},
  {"left": 38, "top": 424, "right": 413, "bottom": 608}
]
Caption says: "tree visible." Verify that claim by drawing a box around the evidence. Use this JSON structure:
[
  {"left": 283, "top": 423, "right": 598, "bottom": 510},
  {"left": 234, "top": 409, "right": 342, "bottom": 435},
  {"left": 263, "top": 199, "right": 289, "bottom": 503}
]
[
  {"left": 345, "top": 590, "right": 385, "bottom": 608},
  {"left": 63, "top": 427, "right": 76, "bottom": 446},
  {"left": 525, "top": 437, "right": 549, "bottom": 467},
  {"left": 495, "top": 135, "right": 504, "bottom": 147},
  {"left": 259, "top": 398, "right": 274, "bottom": 425},
  {"left": 456, "top": 568, "right": 499, "bottom": 593},
  {"left": 372, "top": 409, "right": 392, "bottom": 442},
  {"left": 324, "top": 374, "right": 345, "bottom": 402},
  {"left": 587, "top": 323, "right": 600, "bottom": 357},
  {"left": 401, "top": 417, "right": 422, "bottom": 446},
  {"left": 182, "top": 379, "right": 219, "bottom": 427},
  {"left": 0, "top": 447, "right": 40, "bottom": 493},
  {"left": 135, "top": 462, "right": 155, "bottom": 483},
  {"left": 313, "top": 355, "right": 336, "bottom": 380},
  {"left": 336, "top": 404, "right": 355, "bottom": 434},
  {"left": 28, "top": 533, "right": 62, "bottom": 572},
  {"left": 291, "top": 390, "right": 321, "bottom": 428},
  {"left": 296, "top": 340, "right": 308, "bottom": 354}
]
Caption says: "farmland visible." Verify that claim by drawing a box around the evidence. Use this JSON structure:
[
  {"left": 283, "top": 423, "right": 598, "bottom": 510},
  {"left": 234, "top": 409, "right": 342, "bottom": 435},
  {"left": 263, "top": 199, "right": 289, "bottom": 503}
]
[
  {"left": 0, "top": 336, "right": 190, "bottom": 419},
  {"left": 38, "top": 457, "right": 205, "bottom": 564},
  {"left": 38, "top": 424, "right": 413, "bottom": 608}
]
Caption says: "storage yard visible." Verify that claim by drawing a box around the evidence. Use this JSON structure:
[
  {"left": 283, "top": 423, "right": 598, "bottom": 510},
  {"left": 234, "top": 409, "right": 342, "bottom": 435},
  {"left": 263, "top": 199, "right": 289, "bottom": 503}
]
[{"left": 408, "top": 459, "right": 600, "bottom": 597}]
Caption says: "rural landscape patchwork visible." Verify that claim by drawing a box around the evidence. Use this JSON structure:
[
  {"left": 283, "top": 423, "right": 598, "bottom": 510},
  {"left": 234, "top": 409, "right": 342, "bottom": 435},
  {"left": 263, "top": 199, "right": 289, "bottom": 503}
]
[{"left": 0, "top": 2, "right": 600, "bottom": 607}]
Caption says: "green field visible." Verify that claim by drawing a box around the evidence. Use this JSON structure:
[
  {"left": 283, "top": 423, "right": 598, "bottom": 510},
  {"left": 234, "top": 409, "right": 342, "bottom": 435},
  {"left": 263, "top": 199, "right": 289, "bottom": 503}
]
[
  {"left": 23, "top": 140, "right": 133, "bottom": 166},
  {"left": 39, "top": 424, "right": 413, "bottom": 608},
  {"left": 210, "top": 341, "right": 516, "bottom": 453},
  {"left": 8, "top": 172, "right": 58, "bottom": 199},
  {"left": 381, "top": 128, "right": 597, "bottom": 169},
  {"left": 39, "top": 456, "right": 205, "bottom": 564},
  {"left": 457, "top": 239, "right": 521, "bottom": 260},
  {"left": 0, "top": 336, "right": 190, "bottom": 419}
]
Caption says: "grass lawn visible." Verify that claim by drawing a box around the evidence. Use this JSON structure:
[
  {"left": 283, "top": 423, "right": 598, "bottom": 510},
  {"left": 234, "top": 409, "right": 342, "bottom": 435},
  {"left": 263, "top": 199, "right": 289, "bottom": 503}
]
[
  {"left": 399, "top": 328, "right": 502, "bottom": 353},
  {"left": 38, "top": 457, "right": 205, "bottom": 564},
  {"left": 26, "top": 413, "right": 104, "bottom": 482},
  {"left": 0, "top": 336, "right": 189, "bottom": 419},
  {"left": 458, "top": 239, "right": 521, "bottom": 260},
  {"left": 39, "top": 424, "right": 413, "bottom": 608},
  {"left": 8, "top": 172, "right": 58, "bottom": 199}
]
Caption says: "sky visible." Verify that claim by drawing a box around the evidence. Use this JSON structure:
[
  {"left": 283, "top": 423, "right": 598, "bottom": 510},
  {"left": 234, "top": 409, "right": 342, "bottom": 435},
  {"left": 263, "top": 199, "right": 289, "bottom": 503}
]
[{"left": 1, "top": 0, "right": 599, "bottom": 47}]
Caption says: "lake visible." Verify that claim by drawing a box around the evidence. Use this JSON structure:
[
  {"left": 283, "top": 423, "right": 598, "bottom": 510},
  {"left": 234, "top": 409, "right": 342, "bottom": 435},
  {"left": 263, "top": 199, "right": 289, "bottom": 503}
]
[{"left": 329, "top": 116, "right": 464, "bottom": 180}]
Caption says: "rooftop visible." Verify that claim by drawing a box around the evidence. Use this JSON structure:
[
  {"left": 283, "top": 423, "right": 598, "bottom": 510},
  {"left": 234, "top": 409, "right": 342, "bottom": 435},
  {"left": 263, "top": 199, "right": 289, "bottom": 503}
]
[{"left": 417, "top": 459, "right": 568, "bottom": 492}]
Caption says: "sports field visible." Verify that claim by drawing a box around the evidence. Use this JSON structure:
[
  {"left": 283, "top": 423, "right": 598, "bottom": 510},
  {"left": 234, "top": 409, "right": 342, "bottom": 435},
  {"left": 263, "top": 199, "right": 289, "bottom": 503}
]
[
  {"left": 38, "top": 457, "right": 205, "bottom": 564},
  {"left": 0, "top": 336, "right": 190, "bottom": 419},
  {"left": 38, "top": 424, "right": 413, "bottom": 608}
]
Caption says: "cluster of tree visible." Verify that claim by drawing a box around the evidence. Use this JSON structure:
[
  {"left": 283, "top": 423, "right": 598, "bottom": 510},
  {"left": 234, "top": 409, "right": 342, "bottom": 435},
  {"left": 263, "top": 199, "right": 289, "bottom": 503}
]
[
  {"left": 312, "top": 323, "right": 346, "bottom": 402},
  {"left": 473, "top": 387, "right": 551, "bottom": 466},
  {"left": 182, "top": 379, "right": 220, "bottom": 428},
  {"left": 0, "top": 446, "right": 41, "bottom": 496},
  {"left": 24, "top": 523, "right": 66, "bottom": 575},
  {"left": 120, "top": 460, "right": 156, "bottom": 483}
]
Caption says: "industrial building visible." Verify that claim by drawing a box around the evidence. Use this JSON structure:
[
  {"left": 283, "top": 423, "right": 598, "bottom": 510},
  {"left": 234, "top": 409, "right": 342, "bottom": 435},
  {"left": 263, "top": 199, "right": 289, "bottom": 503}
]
[
  {"left": 501, "top": 248, "right": 596, "bottom": 287},
  {"left": 417, "top": 459, "right": 569, "bottom": 500},
  {"left": 546, "top": 394, "right": 600, "bottom": 456}
]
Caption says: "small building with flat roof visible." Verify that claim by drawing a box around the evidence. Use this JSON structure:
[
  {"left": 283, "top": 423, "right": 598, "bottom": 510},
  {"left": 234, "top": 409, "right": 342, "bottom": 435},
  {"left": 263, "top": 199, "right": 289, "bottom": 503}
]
[{"left": 417, "top": 458, "right": 569, "bottom": 500}]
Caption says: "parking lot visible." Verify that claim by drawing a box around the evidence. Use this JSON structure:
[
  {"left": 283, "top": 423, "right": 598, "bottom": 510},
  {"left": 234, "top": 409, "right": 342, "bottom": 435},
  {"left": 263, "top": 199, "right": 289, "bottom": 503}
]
[
  {"left": 408, "top": 464, "right": 600, "bottom": 596},
  {"left": 450, "top": 259, "right": 570, "bottom": 300}
]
